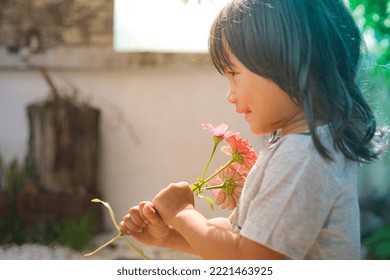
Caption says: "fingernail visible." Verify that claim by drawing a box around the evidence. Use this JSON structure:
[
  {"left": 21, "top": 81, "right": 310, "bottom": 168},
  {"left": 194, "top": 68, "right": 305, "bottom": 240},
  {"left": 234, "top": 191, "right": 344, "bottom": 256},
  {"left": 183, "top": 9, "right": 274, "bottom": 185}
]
[{"left": 148, "top": 206, "right": 155, "bottom": 214}]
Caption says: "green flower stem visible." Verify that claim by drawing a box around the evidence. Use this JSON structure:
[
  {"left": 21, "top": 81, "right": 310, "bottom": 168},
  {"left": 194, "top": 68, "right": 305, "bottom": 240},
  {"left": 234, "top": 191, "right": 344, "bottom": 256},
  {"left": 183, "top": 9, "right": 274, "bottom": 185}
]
[
  {"left": 121, "top": 235, "right": 150, "bottom": 260},
  {"left": 205, "top": 183, "right": 225, "bottom": 190},
  {"left": 202, "top": 158, "right": 235, "bottom": 185},
  {"left": 191, "top": 183, "right": 201, "bottom": 193},
  {"left": 200, "top": 141, "right": 219, "bottom": 182},
  {"left": 91, "top": 198, "right": 120, "bottom": 231},
  {"left": 85, "top": 198, "right": 149, "bottom": 259},
  {"left": 84, "top": 233, "right": 150, "bottom": 260},
  {"left": 191, "top": 157, "right": 234, "bottom": 195},
  {"left": 84, "top": 234, "right": 122, "bottom": 257}
]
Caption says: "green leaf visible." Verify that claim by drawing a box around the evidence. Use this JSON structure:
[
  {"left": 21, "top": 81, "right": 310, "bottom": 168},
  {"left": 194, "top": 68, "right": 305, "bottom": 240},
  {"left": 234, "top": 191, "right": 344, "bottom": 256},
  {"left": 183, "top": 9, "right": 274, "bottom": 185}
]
[
  {"left": 121, "top": 236, "right": 150, "bottom": 260},
  {"left": 86, "top": 198, "right": 150, "bottom": 259},
  {"left": 363, "top": 225, "right": 390, "bottom": 259},
  {"left": 84, "top": 234, "right": 122, "bottom": 257},
  {"left": 198, "top": 194, "right": 215, "bottom": 211},
  {"left": 91, "top": 198, "right": 120, "bottom": 232}
]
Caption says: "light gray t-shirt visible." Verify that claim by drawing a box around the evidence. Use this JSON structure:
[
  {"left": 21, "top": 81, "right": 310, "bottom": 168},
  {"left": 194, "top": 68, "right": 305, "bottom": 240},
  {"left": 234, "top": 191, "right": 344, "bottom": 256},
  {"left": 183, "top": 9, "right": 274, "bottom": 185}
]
[{"left": 233, "top": 127, "right": 360, "bottom": 259}]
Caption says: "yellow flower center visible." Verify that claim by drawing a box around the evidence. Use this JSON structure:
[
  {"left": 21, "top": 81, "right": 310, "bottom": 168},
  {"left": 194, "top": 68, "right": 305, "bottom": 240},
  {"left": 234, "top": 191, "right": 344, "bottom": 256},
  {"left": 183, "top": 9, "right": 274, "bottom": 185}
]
[
  {"left": 222, "top": 178, "right": 235, "bottom": 195},
  {"left": 232, "top": 150, "right": 243, "bottom": 163}
]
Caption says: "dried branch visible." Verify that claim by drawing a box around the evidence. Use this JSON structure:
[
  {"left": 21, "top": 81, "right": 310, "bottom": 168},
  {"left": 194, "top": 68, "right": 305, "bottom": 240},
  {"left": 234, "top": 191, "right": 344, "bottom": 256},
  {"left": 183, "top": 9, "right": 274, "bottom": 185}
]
[{"left": 40, "top": 67, "right": 60, "bottom": 100}]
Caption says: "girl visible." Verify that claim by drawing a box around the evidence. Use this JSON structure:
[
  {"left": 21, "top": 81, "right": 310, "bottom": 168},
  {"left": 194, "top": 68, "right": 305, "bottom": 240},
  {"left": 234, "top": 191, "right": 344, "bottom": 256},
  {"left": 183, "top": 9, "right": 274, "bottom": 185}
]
[{"left": 119, "top": 0, "right": 388, "bottom": 259}]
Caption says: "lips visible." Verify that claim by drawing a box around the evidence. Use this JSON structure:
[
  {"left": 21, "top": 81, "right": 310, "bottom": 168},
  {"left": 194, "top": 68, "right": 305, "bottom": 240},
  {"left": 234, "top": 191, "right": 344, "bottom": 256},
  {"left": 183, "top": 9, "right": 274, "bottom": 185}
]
[
  {"left": 236, "top": 108, "right": 251, "bottom": 121},
  {"left": 236, "top": 108, "right": 248, "bottom": 114}
]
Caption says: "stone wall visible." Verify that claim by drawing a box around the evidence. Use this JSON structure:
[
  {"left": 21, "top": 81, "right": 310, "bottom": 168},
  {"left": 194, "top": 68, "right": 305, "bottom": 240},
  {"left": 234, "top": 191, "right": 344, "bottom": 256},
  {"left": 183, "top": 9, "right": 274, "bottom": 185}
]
[
  {"left": 0, "top": 0, "right": 206, "bottom": 69},
  {"left": 0, "top": 0, "right": 113, "bottom": 52}
]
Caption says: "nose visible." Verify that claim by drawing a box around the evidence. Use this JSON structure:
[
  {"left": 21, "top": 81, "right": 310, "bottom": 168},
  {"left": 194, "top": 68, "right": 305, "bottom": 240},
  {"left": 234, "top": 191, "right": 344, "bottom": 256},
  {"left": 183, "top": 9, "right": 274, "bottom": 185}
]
[{"left": 226, "top": 87, "right": 237, "bottom": 104}]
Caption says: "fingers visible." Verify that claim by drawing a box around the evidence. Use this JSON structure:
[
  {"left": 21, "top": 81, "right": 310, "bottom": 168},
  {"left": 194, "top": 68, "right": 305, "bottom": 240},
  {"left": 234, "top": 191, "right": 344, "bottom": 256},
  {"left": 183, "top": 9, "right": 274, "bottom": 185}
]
[
  {"left": 120, "top": 203, "right": 147, "bottom": 235},
  {"left": 120, "top": 214, "right": 139, "bottom": 235},
  {"left": 141, "top": 202, "right": 166, "bottom": 227},
  {"left": 131, "top": 201, "right": 150, "bottom": 225},
  {"left": 121, "top": 182, "right": 193, "bottom": 236},
  {"left": 120, "top": 201, "right": 164, "bottom": 236}
]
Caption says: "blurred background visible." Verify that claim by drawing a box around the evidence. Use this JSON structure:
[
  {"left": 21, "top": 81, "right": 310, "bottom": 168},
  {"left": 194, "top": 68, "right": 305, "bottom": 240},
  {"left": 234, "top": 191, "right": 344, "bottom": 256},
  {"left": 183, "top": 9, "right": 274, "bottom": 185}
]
[{"left": 0, "top": 0, "right": 389, "bottom": 259}]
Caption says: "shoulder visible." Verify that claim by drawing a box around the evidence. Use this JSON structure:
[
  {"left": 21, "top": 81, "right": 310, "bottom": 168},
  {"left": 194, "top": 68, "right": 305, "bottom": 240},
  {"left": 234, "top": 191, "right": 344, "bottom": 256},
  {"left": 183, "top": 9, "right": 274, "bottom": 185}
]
[{"left": 259, "top": 128, "right": 357, "bottom": 190}]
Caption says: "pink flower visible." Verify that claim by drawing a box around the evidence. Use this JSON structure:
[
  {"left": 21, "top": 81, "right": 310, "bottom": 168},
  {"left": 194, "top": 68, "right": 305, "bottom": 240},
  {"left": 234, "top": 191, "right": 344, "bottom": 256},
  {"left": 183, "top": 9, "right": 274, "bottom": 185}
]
[
  {"left": 191, "top": 122, "right": 258, "bottom": 211},
  {"left": 221, "top": 135, "right": 258, "bottom": 174},
  {"left": 202, "top": 123, "right": 238, "bottom": 142},
  {"left": 210, "top": 166, "right": 246, "bottom": 210}
]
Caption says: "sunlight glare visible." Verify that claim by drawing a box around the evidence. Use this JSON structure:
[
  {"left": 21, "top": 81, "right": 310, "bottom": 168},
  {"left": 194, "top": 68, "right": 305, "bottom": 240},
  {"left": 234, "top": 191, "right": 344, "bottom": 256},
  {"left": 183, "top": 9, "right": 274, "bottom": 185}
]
[{"left": 114, "top": 0, "right": 228, "bottom": 53}]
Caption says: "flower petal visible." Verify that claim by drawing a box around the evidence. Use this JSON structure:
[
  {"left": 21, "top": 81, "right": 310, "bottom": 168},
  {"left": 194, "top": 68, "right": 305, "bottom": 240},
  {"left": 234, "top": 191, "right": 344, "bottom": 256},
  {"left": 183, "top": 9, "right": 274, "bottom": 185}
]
[
  {"left": 202, "top": 123, "right": 238, "bottom": 140},
  {"left": 225, "top": 135, "right": 258, "bottom": 174},
  {"left": 209, "top": 166, "right": 247, "bottom": 209}
]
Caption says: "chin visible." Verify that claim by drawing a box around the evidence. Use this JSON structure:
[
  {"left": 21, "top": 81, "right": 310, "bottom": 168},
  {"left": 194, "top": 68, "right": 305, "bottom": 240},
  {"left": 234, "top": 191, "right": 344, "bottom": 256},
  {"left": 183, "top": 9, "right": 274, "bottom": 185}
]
[
  {"left": 248, "top": 123, "right": 272, "bottom": 136},
  {"left": 248, "top": 125, "right": 264, "bottom": 135}
]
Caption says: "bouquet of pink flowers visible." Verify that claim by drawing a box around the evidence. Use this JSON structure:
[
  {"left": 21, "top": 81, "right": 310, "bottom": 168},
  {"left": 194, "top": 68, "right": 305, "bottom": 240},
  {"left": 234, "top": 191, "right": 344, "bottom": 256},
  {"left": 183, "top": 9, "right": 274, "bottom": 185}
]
[
  {"left": 191, "top": 123, "right": 258, "bottom": 210},
  {"left": 85, "top": 123, "right": 258, "bottom": 258}
]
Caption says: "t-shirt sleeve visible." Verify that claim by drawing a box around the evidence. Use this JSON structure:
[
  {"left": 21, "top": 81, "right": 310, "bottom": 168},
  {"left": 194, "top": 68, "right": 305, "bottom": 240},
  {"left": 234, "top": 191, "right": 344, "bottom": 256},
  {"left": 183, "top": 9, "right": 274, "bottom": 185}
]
[{"left": 239, "top": 151, "right": 339, "bottom": 259}]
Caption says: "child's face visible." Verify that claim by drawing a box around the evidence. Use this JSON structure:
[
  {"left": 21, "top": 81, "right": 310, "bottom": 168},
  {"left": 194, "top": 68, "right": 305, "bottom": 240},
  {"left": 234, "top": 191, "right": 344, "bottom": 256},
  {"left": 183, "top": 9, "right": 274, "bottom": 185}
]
[{"left": 224, "top": 51, "right": 307, "bottom": 136}]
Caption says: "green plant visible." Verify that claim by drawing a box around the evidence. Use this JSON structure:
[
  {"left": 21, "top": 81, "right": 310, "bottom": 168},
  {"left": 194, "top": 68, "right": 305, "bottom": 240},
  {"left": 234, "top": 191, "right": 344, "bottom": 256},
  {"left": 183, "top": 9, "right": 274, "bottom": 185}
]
[
  {"left": 0, "top": 216, "right": 25, "bottom": 245},
  {"left": 0, "top": 159, "right": 30, "bottom": 245},
  {"left": 56, "top": 211, "right": 98, "bottom": 251},
  {"left": 349, "top": 0, "right": 389, "bottom": 68},
  {"left": 0, "top": 158, "right": 100, "bottom": 251},
  {"left": 1, "top": 211, "right": 99, "bottom": 251},
  {"left": 363, "top": 224, "right": 390, "bottom": 259},
  {"left": 21, "top": 218, "right": 62, "bottom": 245},
  {"left": 349, "top": 0, "right": 390, "bottom": 204},
  {"left": 5, "top": 159, "right": 29, "bottom": 212}
]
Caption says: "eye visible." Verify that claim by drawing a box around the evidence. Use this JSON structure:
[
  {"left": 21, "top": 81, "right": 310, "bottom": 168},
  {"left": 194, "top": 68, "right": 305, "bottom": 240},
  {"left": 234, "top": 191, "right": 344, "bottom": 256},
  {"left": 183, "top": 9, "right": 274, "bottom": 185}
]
[
  {"left": 223, "top": 67, "right": 239, "bottom": 78},
  {"left": 226, "top": 71, "right": 237, "bottom": 77}
]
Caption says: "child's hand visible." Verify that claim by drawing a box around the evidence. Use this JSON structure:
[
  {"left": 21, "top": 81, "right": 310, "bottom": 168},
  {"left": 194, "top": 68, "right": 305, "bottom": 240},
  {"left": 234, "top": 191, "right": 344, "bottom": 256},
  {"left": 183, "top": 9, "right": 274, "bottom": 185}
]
[
  {"left": 152, "top": 182, "right": 195, "bottom": 226},
  {"left": 119, "top": 201, "right": 170, "bottom": 247}
]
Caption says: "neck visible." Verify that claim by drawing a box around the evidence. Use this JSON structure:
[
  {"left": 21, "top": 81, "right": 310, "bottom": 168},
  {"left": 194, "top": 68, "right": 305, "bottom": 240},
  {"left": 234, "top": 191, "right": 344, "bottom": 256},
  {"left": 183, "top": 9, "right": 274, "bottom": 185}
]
[{"left": 281, "top": 111, "right": 308, "bottom": 136}]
